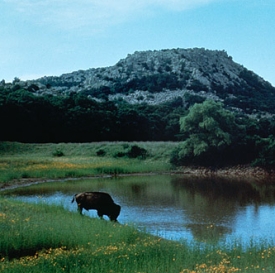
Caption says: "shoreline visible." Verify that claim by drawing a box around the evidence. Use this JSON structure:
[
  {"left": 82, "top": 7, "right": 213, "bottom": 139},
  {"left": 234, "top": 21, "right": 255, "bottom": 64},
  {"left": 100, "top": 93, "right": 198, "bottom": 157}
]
[
  {"left": 175, "top": 165, "right": 275, "bottom": 183},
  {"left": 1, "top": 165, "right": 275, "bottom": 191}
]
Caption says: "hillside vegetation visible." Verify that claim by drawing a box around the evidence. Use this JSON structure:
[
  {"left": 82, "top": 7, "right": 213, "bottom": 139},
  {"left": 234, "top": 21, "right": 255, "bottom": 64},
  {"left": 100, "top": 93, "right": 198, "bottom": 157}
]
[{"left": 1, "top": 48, "right": 275, "bottom": 168}]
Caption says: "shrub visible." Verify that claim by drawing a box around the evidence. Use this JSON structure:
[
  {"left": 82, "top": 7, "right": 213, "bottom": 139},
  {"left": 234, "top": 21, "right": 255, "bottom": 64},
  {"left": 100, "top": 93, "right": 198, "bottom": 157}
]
[
  {"left": 52, "top": 149, "right": 64, "bottom": 157},
  {"left": 96, "top": 149, "right": 106, "bottom": 157},
  {"left": 113, "top": 145, "right": 148, "bottom": 159},
  {"left": 113, "top": 152, "right": 126, "bottom": 158},
  {"left": 128, "top": 145, "right": 148, "bottom": 159}
]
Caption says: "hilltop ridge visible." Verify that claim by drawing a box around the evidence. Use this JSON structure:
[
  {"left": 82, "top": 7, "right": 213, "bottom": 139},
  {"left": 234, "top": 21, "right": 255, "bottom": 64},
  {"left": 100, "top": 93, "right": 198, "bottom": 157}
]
[{"left": 2, "top": 48, "right": 275, "bottom": 114}]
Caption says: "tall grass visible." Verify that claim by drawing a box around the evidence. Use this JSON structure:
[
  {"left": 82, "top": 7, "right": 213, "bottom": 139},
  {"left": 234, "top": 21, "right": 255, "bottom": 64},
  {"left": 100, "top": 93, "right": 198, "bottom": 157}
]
[
  {"left": 1, "top": 198, "right": 275, "bottom": 272},
  {"left": 0, "top": 142, "right": 176, "bottom": 184}
]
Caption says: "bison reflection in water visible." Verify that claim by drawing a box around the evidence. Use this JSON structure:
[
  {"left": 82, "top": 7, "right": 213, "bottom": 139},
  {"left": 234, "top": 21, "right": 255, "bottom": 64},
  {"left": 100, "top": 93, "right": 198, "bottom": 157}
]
[{"left": 71, "top": 192, "right": 121, "bottom": 221}]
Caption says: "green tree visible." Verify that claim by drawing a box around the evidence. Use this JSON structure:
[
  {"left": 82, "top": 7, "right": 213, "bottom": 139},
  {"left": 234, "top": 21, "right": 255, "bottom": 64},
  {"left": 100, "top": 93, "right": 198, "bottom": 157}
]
[
  {"left": 172, "top": 100, "right": 241, "bottom": 166},
  {"left": 253, "top": 135, "right": 275, "bottom": 168}
]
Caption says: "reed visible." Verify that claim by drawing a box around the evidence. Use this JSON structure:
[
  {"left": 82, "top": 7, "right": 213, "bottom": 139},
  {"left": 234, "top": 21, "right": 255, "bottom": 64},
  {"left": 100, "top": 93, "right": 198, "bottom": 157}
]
[{"left": 1, "top": 198, "right": 275, "bottom": 272}]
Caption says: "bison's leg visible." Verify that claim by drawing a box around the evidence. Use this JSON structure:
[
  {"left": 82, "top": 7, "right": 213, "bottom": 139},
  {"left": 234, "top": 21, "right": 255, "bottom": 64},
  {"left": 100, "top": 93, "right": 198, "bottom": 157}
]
[
  {"left": 109, "top": 215, "right": 117, "bottom": 222},
  {"left": 77, "top": 204, "right": 83, "bottom": 215},
  {"left": 97, "top": 210, "right": 104, "bottom": 219}
]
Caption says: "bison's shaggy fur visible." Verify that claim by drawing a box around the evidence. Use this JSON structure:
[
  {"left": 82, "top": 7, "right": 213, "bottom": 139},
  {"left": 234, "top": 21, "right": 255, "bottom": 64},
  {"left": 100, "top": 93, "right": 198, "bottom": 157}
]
[{"left": 72, "top": 192, "right": 121, "bottom": 221}]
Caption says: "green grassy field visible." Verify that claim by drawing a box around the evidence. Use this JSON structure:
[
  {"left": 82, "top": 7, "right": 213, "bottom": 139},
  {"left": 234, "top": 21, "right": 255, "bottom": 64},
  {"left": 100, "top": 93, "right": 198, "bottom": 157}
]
[
  {"left": 1, "top": 142, "right": 275, "bottom": 272},
  {"left": 1, "top": 198, "right": 275, "bottom": 273},
  {"left": 0, "top": 142, "right": 176, "bottom": 185}
]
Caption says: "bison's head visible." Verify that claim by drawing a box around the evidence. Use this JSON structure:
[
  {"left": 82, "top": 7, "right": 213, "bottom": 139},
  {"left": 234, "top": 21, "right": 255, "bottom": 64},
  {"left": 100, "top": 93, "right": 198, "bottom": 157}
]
[{"left": 110, "top": 204, "right": 121, "bottom": 221}]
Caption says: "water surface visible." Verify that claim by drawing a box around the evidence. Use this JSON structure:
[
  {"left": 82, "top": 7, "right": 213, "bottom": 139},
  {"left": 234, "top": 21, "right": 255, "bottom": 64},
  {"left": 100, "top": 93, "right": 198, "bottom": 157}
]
[{"left": 4, "top": 174, "right": 275, "bottom": 245}]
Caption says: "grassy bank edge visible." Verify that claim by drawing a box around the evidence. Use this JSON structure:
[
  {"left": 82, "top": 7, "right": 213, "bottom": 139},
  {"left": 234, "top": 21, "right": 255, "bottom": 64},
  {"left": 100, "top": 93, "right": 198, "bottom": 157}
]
[
  {"left": 1, "top": 198, "right": 275, "bottom": 273},
  {"left": 1, "top": 141, "right": 275, "bottom": 190}
]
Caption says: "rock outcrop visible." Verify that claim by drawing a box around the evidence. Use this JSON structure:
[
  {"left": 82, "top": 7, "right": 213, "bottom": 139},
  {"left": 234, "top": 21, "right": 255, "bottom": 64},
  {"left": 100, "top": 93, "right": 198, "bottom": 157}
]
[{"left": 4, "top": 48, "right": 275, "bottom": 113}]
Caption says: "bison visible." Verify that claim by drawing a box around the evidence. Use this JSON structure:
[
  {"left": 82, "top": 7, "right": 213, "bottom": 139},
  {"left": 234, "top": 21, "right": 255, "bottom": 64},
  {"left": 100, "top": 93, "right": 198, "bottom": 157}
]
[{"left": 71, "top": 192, "right": 121, "bottom": 221}]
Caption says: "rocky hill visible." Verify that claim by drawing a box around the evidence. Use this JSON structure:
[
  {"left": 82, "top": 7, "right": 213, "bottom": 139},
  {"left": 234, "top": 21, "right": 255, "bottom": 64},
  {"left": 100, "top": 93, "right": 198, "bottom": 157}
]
[{"left": 4, "top": 48, "right": 275, "bottom": 114}]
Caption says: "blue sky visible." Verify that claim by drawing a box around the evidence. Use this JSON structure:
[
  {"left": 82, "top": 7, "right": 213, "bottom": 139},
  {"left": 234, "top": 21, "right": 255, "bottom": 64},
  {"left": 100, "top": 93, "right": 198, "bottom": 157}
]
[{"left": 1, "top": 0, "right": 275, "bottom": 86}]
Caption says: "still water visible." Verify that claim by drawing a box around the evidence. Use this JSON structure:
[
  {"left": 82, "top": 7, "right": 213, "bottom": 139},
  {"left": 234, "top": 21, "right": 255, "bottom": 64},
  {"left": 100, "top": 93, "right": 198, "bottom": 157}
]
[{"left": 4, "top": 174, "right": 275, "bottom": 245}]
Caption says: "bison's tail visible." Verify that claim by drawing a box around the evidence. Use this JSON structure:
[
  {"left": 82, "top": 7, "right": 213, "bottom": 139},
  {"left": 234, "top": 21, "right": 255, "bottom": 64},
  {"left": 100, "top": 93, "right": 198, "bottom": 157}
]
[{"left": 71, "top": 195, "right": 76, "bottom": 203}]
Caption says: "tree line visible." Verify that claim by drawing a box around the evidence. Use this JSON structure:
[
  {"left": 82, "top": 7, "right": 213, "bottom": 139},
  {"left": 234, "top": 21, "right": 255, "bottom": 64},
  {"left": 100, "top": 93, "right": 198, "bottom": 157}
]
[
  {"left": 1, "top": 87, "right": 275, "bottom": 168},
  {"left": 0, "top": 87, "right": 185, "bottom": 142}
]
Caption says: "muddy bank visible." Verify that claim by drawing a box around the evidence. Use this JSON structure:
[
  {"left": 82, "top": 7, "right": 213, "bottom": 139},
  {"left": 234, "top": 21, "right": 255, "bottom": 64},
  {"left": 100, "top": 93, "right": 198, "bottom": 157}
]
[{"left": 176, "top": 165, "right": 275, "bottom": 183}]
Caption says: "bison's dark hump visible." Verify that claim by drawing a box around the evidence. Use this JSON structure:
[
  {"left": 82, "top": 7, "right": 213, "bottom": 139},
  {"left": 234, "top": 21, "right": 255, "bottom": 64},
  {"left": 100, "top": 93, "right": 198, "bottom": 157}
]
[
  {"left": 85, "top": 191, "right": 114, "bottom": 202},
  {"left": 85, "top": 191, "right": 111, "bottom": 196},
  {"left": 86, "top": 191, "right": 108, "bottom": 194}
]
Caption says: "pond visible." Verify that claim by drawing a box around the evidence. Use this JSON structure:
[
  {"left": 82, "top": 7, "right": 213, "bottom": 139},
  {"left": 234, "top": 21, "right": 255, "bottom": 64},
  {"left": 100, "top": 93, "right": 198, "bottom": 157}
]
[{"left": 3, "top": 174, "right": 275, "bottom": 245}]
